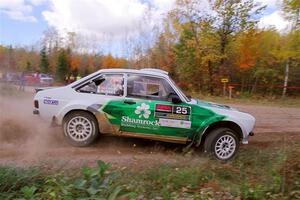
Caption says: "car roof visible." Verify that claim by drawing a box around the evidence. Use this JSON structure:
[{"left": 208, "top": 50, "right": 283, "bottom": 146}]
[
  {"left": 68, "top": 68, "right": 170, "bottom": 88},
  {"left": 97, "top": 68, "right": 169, "bottom": 77}
]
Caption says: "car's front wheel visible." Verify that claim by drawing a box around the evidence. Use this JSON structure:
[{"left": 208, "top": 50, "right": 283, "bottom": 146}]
[
  {"left": 63, "top": 111, "right": 99, "bottom": 147},
  {"left": 204, "top": 128, "right": 239, "bottom": 161}
]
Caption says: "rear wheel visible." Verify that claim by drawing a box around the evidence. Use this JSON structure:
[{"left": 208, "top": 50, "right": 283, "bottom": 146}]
[
  {"left": 204, "top": 128, "right": 239, "bottom": 161},
  {"left": 63, "top": 111, "right": 99, "bottom": 147}
]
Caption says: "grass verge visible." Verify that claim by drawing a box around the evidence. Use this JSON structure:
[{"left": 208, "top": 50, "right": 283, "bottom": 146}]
[{"left": 1, "top": 143, "right": 300, "bottom": 200}]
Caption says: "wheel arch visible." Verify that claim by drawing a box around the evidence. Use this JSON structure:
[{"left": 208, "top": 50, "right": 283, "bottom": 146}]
[
  {"left": 55, "top": 102, "right": 97, "bottom": 125},
  {"left": 62, "top": 109, "right": 98, "bottom": 124},
  {"left": 198, "top": 120, "right": 243, "bottom": 146}
]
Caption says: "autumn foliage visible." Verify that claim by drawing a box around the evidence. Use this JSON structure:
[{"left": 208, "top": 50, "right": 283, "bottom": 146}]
[{"left": 0, "top": 0, "right": 299, "bottom": 96}]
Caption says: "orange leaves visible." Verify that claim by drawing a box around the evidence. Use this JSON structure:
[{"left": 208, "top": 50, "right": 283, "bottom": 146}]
[
  {"left": 239, "top": 47, "right": 256, "bottom": 69},
  {"left": 70, "top": 55, "right": 81, "bottom": 71},
  {"left": 87, "top": 57, "right": 95, "bottom": 73},
  {"left": 238, "top": 31, "right": 260, "bottom": 70},
  {"left": 102, "top": 54, "right": 127, "bottom": 68}
]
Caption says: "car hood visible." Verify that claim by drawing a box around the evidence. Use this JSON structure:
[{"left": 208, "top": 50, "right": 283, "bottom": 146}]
[
  {"left": 191, "top": 98, "right": 255, "bottom": 138},
  {"left": 192, "top": 99, "right": 237, "bottom": 111}
]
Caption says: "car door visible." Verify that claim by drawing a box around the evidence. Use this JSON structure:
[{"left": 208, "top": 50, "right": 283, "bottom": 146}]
[
  {"left": 102, "top": 74, "right": 194, "bottom": 142},
  {"left": 75, "top": 73, "right": 126, "bottom": 134}
]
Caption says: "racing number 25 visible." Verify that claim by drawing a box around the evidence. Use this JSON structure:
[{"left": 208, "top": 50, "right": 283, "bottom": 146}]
[{"left": 173, "top": 106, "right": 190, "bottom": 115}]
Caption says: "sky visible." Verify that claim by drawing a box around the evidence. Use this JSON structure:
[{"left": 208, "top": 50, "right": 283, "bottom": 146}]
[{"left": 0, "top": 0, "right": 289, "bottom": 56}]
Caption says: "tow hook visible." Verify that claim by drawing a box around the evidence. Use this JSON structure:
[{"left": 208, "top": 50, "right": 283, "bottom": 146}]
[{"left": 249, "top": 132, "right": 254, "bottom": 136}]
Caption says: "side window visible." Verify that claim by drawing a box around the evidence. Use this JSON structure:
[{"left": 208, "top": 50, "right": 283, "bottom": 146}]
[
  {"left": 98, "top": 74, "right": 124, "bottom": 96},
  {"left": 77, "top": 74, "right": 124, "bottom": 96},
  {"left": 77, "top": 82, "right": 97, "bottom": 93},
  {"left": 127, "top": 75, "right": 176, "bottom": 101}
]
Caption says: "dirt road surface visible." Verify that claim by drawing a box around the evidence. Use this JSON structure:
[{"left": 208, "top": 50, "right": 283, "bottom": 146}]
[{"left": 0, "top": 89, "right": 299, "bottom": 169}]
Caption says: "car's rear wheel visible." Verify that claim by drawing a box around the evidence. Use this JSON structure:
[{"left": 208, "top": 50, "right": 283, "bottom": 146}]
[
  {"left": 204, "top": 128, "right": 239, "bottom": 161},
  {"left": 63, "top": 111, "right": 99, "bottom": 147}
]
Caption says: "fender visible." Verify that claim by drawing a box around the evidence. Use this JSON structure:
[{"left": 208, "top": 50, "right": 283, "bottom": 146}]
[
  {"left": 224, "top": 116, "right": 251, "bottom": 144},
  {"left": 193, "top": 115, "right": 226, "bottom": 146},
  {"left": 194, "top": 117, "right": 246, "bottom": 146},
  {"left": 55, "top": 101, "right": 94, "bottom": 125}
]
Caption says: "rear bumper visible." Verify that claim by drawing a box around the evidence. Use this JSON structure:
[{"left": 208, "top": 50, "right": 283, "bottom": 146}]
[{"left": 33, "top": 109, "right": 39, "bottom": 115}]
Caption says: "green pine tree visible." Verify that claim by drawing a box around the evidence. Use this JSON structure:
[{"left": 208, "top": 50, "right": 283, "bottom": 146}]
[
  {"left": 40, "top": 46, "right": 49, "bottom": 73},
  {"left": 56, "top": 50, "right": 69, "bottom": 81}
]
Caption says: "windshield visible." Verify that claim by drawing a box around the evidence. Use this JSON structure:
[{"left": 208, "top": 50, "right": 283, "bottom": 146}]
[{"left": 169, "top": 78, "right": 191, "bottom": 102}]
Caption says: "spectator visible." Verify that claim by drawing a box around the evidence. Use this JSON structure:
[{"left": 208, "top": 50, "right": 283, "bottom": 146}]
[
  {"left": 19, "top": 72, "right": 26, "bottom": 91},
  {"left": 76, "top": 74, "right": 81, "bottom": 81},
  {"left": 65, "top": 75, "right": 69, "bottom": 84},
  {"left": 69, "top": 74, "right": 75, "bottom": 83}
]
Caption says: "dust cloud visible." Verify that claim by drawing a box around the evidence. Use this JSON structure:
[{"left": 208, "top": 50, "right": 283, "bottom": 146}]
[
  {"left": 0, "top": 87, "right": 182, "bottom": 168},
  {"left": 0, "top": 90, "right": 64, "bottom": 164}
]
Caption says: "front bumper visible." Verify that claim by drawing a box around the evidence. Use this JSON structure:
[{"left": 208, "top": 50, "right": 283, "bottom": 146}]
[{"left": 242, "top": 131, "right": 254, "bottom": 144}]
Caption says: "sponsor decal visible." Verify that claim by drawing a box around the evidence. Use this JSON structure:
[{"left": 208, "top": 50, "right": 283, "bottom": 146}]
[
  {"left": 155, "top": 104, "right": 172, "bottom": 113},
  {"left": 120, "top": 103, "right": 192, "bottom": 130},
  {"left": 43, "top": 99, "right": 58, "bottom": 105},
  {"left": 155, "top": 104, "right": 191, "bottom": 120},
  {"left": 121, "top": 116, "right": 160, "bottom": 130},
  {"left": 121, "top": 103, "right": 159, "bottom": 130},
  {"left": 135, "top": 103, "right": 151, "bottom": 119},
  {"left": 122, "top": 116, "right": 159, "bottom": 126},
  {"left": 155, "top": 113, "right": 189, "bottom": 120},
  {"left": 159, "top": 118, "right": 191, "bottom": 129}
]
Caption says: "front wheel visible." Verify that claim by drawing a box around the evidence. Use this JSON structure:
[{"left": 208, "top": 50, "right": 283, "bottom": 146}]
[
  {"left": 63, "top": 111, "right": 99, "bottom": 147},
  {"left": 204, "top": 128, "right": 239, "bottom": 161}
]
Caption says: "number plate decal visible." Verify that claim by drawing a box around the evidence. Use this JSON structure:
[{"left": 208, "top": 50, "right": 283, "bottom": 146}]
[
  {"left": 155, "top": 104, "right": 191, "bottom": 121},
  {"left": 173, "top": 106, "right": 190, "bottom": 115}
]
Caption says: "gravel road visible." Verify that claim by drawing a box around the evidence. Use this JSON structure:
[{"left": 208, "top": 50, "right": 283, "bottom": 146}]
[{"left": 0, "top": 90, "right": 299, "bottom": 169}]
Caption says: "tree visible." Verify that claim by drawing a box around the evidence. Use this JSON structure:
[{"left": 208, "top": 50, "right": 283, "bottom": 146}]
[
  {"left": 174, "top": 27, "right": 200, "bottom": 90},
  {"left": 149, "top": 34, "right": 176, "bottom": 76},
  {"left": 281, "top": 0, "right": 300, "bottom": 97},
  {"left": 87, "top": 56, "right": 96, "bottom": 73},
  {"left": 282, "top": 0, "right": 300, "bottom": 29},
  {"left": 8, "top": 45, "right": 16, "bottom": 71},
  {"left": 210, "top": 0, "right": 265, "bottom": 77},
  {"left": 26, "top": 61, "right": 33, "bottom": 72},
  {"left": 158, "top": 0, "right": 223, "bottom": 93},
  {"left": 56, "top": 50, "right": 69, "bottom": 81},
  {"left": 40, "top": 46, "right": 49, "bottom": 73},
  {"left": 102, "top": 54, "right": 128, "bottom": 68}
]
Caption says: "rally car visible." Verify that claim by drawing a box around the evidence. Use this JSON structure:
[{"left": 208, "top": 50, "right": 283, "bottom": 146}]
[{"left": 33, "top": 68, "right": 255, "bottom": 160}]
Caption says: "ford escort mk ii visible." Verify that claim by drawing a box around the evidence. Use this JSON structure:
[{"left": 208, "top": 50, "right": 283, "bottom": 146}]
[{"left": 33, "top": 68, "right": 255, "bottom": 160}]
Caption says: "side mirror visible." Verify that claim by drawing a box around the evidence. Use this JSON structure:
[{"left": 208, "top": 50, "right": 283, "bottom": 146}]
[{"left": 169, "top": 94, "right": 182, "bottom": 104}]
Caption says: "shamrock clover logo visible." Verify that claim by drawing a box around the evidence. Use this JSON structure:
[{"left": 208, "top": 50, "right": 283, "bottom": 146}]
[{"left": 135, "top": 103, "right": 151, "bottom": 119}]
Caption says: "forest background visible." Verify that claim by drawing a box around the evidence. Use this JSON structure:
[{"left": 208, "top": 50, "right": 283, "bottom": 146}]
[{"left": 1, "top": 0, "right": 299, "bottom": 96}]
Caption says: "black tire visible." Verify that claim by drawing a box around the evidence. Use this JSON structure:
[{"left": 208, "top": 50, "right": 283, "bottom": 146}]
[
  {"left": 63, "top": 111, "right": 99, "bottom": 147},
  {"left": 204, "top": 128, "right": 239, "bottom": 161}
]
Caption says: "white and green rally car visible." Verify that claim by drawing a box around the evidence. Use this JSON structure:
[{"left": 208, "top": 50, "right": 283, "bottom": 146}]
[{"left": 33, "top": 68, "right": 255, "bottom": 160}]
